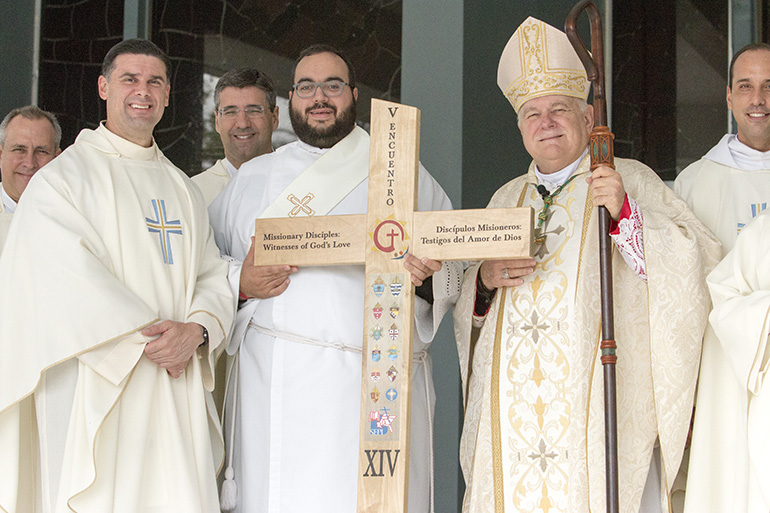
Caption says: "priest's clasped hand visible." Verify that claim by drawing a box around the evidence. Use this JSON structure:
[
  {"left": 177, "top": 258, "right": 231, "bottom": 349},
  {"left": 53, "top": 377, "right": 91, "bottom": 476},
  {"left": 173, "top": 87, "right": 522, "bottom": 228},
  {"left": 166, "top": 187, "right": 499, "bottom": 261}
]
[
  {"left": 240, "top": 236, "right": 298, "bottom": 299},
  {"left": 403, "top": 254, "right": 442, "bottom": 286},
  {"left": 586, "top": 165, "right": 625, "bottom": 220},
  {"left": 142, "top": 320, "right": 206, "bottom": 378},
  {"left": 479, "top": 258, "right": 536, "bottom": 290}
]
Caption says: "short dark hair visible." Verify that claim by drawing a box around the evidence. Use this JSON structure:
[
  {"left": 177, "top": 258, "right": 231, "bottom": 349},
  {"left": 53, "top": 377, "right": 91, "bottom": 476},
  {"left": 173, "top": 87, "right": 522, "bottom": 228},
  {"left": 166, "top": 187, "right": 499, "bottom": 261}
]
[
  {"left": 729, "top": 42, "right": 770, "bottom": 87},
  {"left": 101, "top": 38, "right": 172, "bottom": 82},
  {"left": 0, "top": 105, "right": 61, "bottom": 149},
  {"left": 214, "top": 68, "right": 277, "bottom": 111},
  {"left": 292, "top": 44, "right": 357, "bottom": 90}
]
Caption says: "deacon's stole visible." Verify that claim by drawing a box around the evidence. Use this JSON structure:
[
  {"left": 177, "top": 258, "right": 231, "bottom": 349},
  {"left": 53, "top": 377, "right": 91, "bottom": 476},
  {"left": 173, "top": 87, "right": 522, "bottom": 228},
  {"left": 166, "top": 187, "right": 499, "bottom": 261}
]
[{"left": 259, "top": 125, "right": 369, "bottom": 220}]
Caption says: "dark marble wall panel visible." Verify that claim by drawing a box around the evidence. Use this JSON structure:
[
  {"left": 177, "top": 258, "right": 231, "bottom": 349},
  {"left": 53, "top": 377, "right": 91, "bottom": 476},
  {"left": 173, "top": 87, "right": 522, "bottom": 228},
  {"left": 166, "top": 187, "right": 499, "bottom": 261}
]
[
  {"left": 37, "top": 0, "right": 401, "bottom": 175},
  {"left": 203, "top": 0, "right": 403, "bottom": 113},
  {"left": 613, "top": 0, "right": 727, "bottom": 179},
  {"left": 38, "top": 0, "right": 123, "bottom": 150},
  {"left": 151, "top": 1, "right": 205, "bottom": 175},
  {"left": 461, "top": 0, "right": 582, "bottom": 209},
  {"left": 612, "top": 0, "right": 677, "bottom": 180}
]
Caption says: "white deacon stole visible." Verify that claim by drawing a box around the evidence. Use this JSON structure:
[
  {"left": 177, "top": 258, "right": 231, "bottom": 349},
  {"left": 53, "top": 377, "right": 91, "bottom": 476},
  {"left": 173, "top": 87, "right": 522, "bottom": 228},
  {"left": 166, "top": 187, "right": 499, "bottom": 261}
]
[
  {"left": 227, "top": 125, "right": 371, "bottom": 353},
  {"left": 259, "top": 125, "right": 370, "bottom": 220}
]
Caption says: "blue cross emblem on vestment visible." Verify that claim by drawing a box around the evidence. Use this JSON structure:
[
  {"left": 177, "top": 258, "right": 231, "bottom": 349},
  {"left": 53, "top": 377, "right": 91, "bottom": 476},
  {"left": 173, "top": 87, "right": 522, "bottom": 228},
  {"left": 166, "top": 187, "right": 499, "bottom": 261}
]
[
  {"left": 145, "top": 199, "right": 183, "bottom": 265},
  {"left": 738, "top": 203, "right": 768, "bottom": 234}
]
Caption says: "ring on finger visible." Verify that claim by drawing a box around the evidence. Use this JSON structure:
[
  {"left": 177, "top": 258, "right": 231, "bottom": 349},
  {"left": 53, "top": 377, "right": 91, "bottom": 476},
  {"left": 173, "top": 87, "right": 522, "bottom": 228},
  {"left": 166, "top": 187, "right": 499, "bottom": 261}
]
[{"left": 502, "top": 268, "right": 510, "bottom": 280}]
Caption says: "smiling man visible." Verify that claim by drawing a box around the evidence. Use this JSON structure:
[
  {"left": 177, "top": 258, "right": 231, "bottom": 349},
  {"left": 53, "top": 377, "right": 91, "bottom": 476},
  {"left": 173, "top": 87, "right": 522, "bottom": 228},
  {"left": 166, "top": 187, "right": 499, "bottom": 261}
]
[
  {"left": 453, "top": 17, "right": 719, "bottom": 513},
  {"left": 208, "top": 44, "right": 462, "bottom": 513},
  {"left": 676, "top": 43, "right": 770, "bottom": 513},
  {"left": 675, "top": 43, "right": 770, "bottom": 250},
  {"left": 194, "top": 68, "right": 279, "bottom": 205},
  {"left": 0, "top": 39, "right": 234, "bottom": 513},
  {"left": 0, "top": 105, "right": 61, "bottom": 248}
]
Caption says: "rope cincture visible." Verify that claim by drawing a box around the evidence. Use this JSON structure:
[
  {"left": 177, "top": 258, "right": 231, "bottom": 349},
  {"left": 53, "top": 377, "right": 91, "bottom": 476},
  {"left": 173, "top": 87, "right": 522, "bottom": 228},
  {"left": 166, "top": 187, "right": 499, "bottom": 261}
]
[{"left": 224, "top": 321, "right": 437, "bottom": 512}]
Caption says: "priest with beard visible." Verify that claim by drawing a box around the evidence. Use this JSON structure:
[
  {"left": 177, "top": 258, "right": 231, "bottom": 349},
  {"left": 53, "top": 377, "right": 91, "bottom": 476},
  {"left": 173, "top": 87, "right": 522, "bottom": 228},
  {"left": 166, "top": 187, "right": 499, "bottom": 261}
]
[{"left": 208, "top": 44, "right": 462, "bottom": 513}]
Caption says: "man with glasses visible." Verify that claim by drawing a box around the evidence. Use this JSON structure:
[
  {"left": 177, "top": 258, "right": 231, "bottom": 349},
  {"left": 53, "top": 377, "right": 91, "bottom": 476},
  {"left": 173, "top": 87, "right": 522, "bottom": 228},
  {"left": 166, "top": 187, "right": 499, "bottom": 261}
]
[
  {"left": 209, "top": 44, "right": 462, "bottom": 512},
  {"left": 194, "top": 68, "right": 279, "bottom": 205}
]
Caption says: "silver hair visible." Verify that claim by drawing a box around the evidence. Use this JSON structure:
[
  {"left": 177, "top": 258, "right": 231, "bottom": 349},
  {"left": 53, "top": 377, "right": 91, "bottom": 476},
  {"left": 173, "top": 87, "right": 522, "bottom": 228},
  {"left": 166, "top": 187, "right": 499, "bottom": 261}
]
[{"left": 0, "top": 105, "right": 62, "bottom": 149}]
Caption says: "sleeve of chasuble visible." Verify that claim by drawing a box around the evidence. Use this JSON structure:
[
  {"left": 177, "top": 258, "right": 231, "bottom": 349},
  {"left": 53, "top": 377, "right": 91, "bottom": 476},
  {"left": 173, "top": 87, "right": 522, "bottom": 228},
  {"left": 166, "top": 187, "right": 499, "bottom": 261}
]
[
  {"left": 616, "top": 158, "right": 722, "bottom": 487},
  {"left": 186, "top": 227, "right": 236, "bottom": 390},
  {"left": 708, "top": 212, "right": 770, "bottom": 395},
  {"left": 181, "top": 182, "right": 237, "bottom": 389},
  {"left": 0, "top": 164, "right": 158, "bottom": 407},
  {"left": 413, "top": 164, "right": 463, "bottom": 343}
]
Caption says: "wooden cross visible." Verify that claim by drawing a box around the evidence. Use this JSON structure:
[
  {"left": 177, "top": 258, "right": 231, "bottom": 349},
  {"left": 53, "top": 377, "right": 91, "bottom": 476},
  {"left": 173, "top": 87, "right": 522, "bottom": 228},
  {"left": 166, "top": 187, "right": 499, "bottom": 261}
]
[{"left": 254, "top": 99, "right": 532, "bottom": 513}]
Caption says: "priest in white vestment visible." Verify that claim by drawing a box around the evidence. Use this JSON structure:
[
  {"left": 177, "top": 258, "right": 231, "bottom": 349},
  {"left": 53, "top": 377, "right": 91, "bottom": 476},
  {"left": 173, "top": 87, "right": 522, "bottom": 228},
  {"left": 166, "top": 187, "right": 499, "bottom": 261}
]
[
  {"left": 194, "top": 68, "right": 279, "bottom": 206},
  {"left": 697, "top": 211, "right": 770, "bottom": 513},
  {"left": 453, "top": 18, "right": 721, "bottom": 513},
  {"left": 209, "top": 45, "right": 462, "bottom": 513},
  {"left": 193, "top": 68, "right": 280, "bottom": 419},
  {"left": 0, "top": 105, "right": 61, "bottom": 250},
  {"left": 679, "top": 43, "right": 770, "bottom": 513},
  {"left": 0, "top": 40, "right": 234, "bottom": 513}
]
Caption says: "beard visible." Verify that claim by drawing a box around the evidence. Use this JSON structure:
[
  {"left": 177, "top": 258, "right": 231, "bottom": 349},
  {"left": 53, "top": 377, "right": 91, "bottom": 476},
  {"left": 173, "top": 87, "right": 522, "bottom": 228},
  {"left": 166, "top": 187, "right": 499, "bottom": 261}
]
[{"left": 289, "top": 97, "right": 357, "bottom": 148}]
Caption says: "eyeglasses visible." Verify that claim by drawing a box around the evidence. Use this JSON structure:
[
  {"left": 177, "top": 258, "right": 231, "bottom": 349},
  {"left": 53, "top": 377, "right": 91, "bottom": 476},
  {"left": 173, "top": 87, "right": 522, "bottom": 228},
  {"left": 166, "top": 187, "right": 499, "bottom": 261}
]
[
  {"left": 217, "top": 106, "right": 268, "bottom": 118},
  {"left": 292, "top": 80, "right": 348, "bottom": 98}
]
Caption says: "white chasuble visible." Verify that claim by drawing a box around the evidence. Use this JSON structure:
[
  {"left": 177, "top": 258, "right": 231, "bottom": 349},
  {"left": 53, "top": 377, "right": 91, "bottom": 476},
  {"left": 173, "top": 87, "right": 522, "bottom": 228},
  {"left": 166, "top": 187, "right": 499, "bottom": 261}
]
[
  {"left": 455, "top": 156, "right": 721, "bottom": 513},
  {"left": 700, "top": 211, "right": 770, "bottom": 513},
  {"left": 193, "top": 158, "right": 233, "bottom": 206},
  {"left": 0, "top": 125, "right": 234, "bottom": 513},
  {"left": 209, "top": 128, "right": 461, "bottom": 513},
  {"left": 675, "top": 143, "right": 770, "bottom": 254},
  {"left": 678, "top": 141, "right": 770, "bottom": 513}
]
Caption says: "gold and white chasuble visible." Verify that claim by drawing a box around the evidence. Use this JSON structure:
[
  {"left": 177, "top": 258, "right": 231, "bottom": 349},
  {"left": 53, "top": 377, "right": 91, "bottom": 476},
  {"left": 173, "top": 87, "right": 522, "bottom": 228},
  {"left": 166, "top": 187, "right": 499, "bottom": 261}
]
[
  {"left": 0, "top": 125, "right": 235, "bottom": 513},
  {"left": 454, "top": 156, "right": 720, "bottom": 513}
]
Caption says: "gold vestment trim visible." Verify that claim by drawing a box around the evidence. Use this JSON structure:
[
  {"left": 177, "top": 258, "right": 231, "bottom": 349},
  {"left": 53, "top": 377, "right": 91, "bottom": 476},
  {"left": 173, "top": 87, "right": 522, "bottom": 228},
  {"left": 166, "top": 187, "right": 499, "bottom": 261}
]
[{"left": 492, "top": 286, "right": 508, "bottom": 513}]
